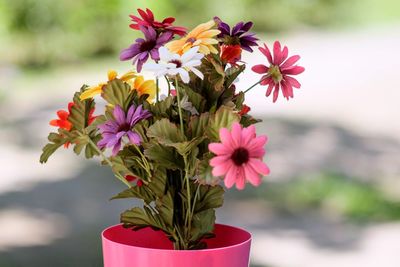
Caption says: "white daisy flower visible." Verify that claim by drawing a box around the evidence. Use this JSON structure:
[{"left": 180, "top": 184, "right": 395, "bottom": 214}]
[{"left": 143, "top": 46, "right": 204, "bottom": 83}]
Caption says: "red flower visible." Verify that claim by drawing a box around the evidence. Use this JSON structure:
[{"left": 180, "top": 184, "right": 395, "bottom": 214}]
[
  {"left": 129, "top": 8, "right": 187, "bottom": 36},
  {"left": 221, "top": 44, "right": 242, "bottom": 65},
  {"left": 239, "top": 104, "right": 251, "bottom": 116},
  {"left": 125, "top": 175, "right": 144, "bottom": 187},
  {"left": 49, "top": 102, "right": 74, "bottom": 131},
  {"left": 252, "top": 41, "right": 305, "bottom": 102}
]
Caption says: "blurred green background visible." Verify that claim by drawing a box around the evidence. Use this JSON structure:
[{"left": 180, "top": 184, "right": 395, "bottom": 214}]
[
  {"left": 1, "top": 0, "right": 400, "bottom": 68},
  {"left": 0, "top": 0, "right": 400, "bottom": 267}
]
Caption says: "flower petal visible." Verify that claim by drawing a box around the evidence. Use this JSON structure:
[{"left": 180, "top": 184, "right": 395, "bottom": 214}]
[
  {"left": 224, "top": 165, "right": 238, "bottom": 189},
  {"left": 230, "top": 122, "right": 242, "bottom": 147},
  {"left": 282, "top": 66, "right": 305, "bottom": 75},
  {"left": 212, "top": 161, "right": 231, "bottom": 176},
  {"left": 244, "top": 163, "right": 262, "bottom": 187},
  {"left": 252, "top": 64, "right": 269, "bottom": 74},
  {"left": 113, "top": 105, "right": 126, "bottom": 125},
  {"left": 248, "top": 158, "right": 270, "bottom": 175},
  {"left": 210, "top": 155, "right": 231, "bottom": 167},
  {"left": 209, "top": 143, "right": 232, "bottom": 155},
  {"left": 235, "top": 167, "right": 246, "bottom": 190}
]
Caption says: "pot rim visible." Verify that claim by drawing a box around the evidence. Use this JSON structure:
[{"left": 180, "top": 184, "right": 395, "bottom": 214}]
[{"left": 102, "top": 223, "right": 252, "bottom": 253}]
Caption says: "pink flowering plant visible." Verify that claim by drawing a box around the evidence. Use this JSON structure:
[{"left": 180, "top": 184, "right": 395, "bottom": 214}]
[{"left": 40, "top": 8, "right": 304, "bottom": 250}]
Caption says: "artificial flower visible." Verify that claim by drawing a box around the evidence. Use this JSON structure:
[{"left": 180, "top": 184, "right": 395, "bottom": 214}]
[
  {"left": 209, "top": 122, "right": 270, "bottom": 190},
  {"left": 120, "top": 26, "right": 173, "bottom": 72},
  {"left": 252, "top": 41, "right": 305, "bottom": 102},
  {"left": 129, "top": 75, "right": 156, "bottom": 102},
  {"left": 214, "top": 17, "right": 258, "bottom": 52},
  {"left": 166, "top": 20, "right": 220, "bottom": 55},
  {"left": 129, "top": 8, "right": 187, "bottom": 36},
  {"left": 143, "top": 46, "right": 204, "bottom": 83},
  {"left": 97, "top": 104, "right": 151, "bottom": 156},
  {"left": 125, "top": 175, "right": 144, "bottom": 187},
  {"left": 238, "top": 104, "right": 251, "bottom": 116},
  {"left": 49, "top": 102, "right": 74, "bottom": 131},
  {"left": 49, "top": 102, "right": 96, "bottom": 148},
  {"left": 221, "top": 44, "right": 242, "bottom": 65},
  {"left": 80, "top": 70, "right": 136, "bottom": 100}
]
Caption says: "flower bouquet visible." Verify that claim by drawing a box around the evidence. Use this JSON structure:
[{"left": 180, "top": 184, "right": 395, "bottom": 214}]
[{"left": 40, "top": 8, "right": 304, "bottom": 266}]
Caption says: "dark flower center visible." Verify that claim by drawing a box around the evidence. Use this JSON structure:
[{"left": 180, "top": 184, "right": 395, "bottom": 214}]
[
  {"left": 186, "top": 37, "right": 197, "bottom": 44},
  {"left": 169, "top": 59, "right": 182, "bottom": 68},
  {"left": 118, "top": 123, "right": 131, "bottom": 132},
  {"left": 231, "top": 147, "right": 250, "bottom": 166},
  {"left": 140, "top": 40, "right": 157, "bottom": 52}
]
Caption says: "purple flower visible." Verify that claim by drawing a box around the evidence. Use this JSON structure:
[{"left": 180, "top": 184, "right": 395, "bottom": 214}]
[
  {"left": 214, "top": 17, "right": 259, "bottom": 52},
  {"left": 120, "top": 26, "right": 173, "bottom": 72},
  {"left": 97, "top": 104, "right": 151, "bottom": 155}
]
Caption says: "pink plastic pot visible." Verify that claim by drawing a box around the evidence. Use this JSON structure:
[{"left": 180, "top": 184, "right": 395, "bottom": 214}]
[{"left": 102, "top": 223, "right": 252, "bottom": 267}]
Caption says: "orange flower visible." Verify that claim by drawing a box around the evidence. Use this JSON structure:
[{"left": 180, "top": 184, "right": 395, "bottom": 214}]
[
  {"left": 221, "top": 44, "right": 242, "bottom": 65},
  {"left": 166, "top": 20, "right": 220, "bottom": 55}
]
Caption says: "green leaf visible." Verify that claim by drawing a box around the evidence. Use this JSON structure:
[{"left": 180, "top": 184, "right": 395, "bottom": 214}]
[
  {"left": 85, "top": 115, "right": 106, "bottom": 133},
  {"left": 169, "top": 137, "right": 205, "bottom": 157},
  {"left": 188, "top": 112, "right": 210, "bottom": 139},
  {"left": 155, "top": 192, "right": 174, "bottom": 227},
  {"left": 190, "top": 209, "right": 216, "bottom": 242},
  {"left": 240, "top": 114, "right": 262, "bottom": 127},
  {"left": 206, "top": 105, "right": 240, "bottom": 141},
  {"left": 146, "top": 95, "right": 174, "bottom": 118},
  {"left": 133, "top": 120, "right": 150, "bottom": 144},
  {"left": 202, "top": 56, "right": 225, "bottom": 91},
  {"left": 39, "top": 132, "right": 68, "bottom": 163},
  {"left": 69, "top": 88, "right": 95, "bottom": 131},
  {"left": 144, "top": 143, "right": 183, "bottom": 170},
  {"left": 147, "top": 118, "right": 186, "bottom": 144},
  {"left": 194, "top": 185, "right": 224, "bottom": 213},
  {"left": 234, "top": 91, "right": 245, "bottom": 108},
  {"left": 112, "top": 167, "right": 167, "bottom": 204},
  {"left": 181, "top": 85, "right": 205, "bottom": 112},
  {"left": 225, "top": 65, "right": 245, "bottom": 88},
  {"left": 195, "top": 153, "right": 222, "bottom": 186},
  {"left": 109, "top": 156, "right": 135, "bottom": 177},
  {"left": 101, "top": 79, "right": 133, "bottom": 110},
  {"left": 121, "top": 206, "right": 168, "bottom": 232}
]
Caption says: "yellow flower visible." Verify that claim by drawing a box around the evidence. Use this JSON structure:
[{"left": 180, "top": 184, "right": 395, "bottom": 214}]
[
  {"left": 166, "top": 20, "right": 220, "bottom": 55},
  {"left": 128, "top": 75, "right": 156, "bottom": 102},
  {"left": 80, "top": 70, "right": 136, "bottom": 100}
]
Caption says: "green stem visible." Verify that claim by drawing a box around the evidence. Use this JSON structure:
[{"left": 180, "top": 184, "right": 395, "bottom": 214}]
[
  {"left": 190, "top": 183, "right": 201, "bottom": 217},
  {"left": 86, "top": 137, "right": 131, "bottom": 188},
  {"left": 183, "top": 155, "right": 192, "bottom": 236},
  {"left": 132, "top": 145, "right": 152, "bottom": 179},
  {"left": 156, "top": 78, "right": 159, "bottom": 102},
  {"left": 165, "top": 75, "right": 171, "bottom": 95},
  {"left": 243, "top": 76, "right": 270, "bottom": 94},
  {"left": 174, "top": 76, "right": 185, "bottom": 136}
]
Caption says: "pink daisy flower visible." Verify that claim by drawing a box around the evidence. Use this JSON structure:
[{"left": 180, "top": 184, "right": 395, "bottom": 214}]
[
  {"left": 208, "top": 122, "right": 270, "bottom": 190},
  {"left": 252, "top": 41, "right": 305, "bottom": 102}
]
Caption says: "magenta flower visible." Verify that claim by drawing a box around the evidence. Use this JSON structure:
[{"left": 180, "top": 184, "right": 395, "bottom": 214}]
[
  {"left": 120, "top": 26, "right": 173, "bottom": 72},
  {"left": 208, "top": 123, "right": 270, "bottom": 190},
  {"left": 97, "top": 105, "right": 151, "bottom": 156},
  {"left": 214, "top": 17, "right": 258, "bottom": 52},
  {"left": 129, "top": 8, "right": 187, "bottom": 36},
  {"left": 252, "top": 41, "right": 305, "bottom": 102}
]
